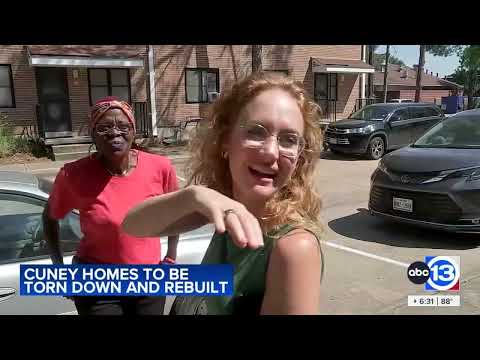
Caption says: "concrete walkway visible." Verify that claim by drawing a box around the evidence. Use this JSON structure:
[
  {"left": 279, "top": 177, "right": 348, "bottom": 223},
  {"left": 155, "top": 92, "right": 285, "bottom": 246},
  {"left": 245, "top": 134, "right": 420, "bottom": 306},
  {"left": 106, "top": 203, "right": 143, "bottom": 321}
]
[
  {"left": 0, "top": 146, "right": 190, "bottom": 173},
  {"left": 0, "top": 147, "right": 191, "bottom": 194}
]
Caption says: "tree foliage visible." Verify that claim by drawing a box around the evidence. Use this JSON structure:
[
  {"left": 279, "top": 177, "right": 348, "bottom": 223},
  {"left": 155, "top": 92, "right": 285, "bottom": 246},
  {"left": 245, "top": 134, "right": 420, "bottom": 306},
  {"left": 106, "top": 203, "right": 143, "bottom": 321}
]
[
  {"left": 425, "top": 45, "right": 463, "bottom": 57},
  {"left": 451, "top": 46, "right": 480, "bottom": 108},
  {"left": 374, "top": 53, "right": 405, "bottom": 70}
]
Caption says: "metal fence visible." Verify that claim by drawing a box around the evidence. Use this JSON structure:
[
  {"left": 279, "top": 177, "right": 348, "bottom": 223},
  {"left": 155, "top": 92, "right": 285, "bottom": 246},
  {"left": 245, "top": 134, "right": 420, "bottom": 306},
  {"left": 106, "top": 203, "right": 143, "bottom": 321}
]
[
  {"left": 317, "top": 99, "right": 337, "bottom": 122},
  {"left": 35, "top": 104, "right": 45, "bottom": 139},
  {"left": 133, "top": 102, "right": 151, "bottom": 137}
]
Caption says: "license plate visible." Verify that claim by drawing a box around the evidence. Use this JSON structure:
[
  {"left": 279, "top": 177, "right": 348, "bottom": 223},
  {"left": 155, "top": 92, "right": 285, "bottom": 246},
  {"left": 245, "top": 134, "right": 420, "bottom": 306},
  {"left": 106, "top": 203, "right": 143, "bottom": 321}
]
[
  {"left": 327, "top": 137, "right": 338, "bottom": 144},
  {"left": 393, "top": 197, "right": 413, "bottom": 212}
]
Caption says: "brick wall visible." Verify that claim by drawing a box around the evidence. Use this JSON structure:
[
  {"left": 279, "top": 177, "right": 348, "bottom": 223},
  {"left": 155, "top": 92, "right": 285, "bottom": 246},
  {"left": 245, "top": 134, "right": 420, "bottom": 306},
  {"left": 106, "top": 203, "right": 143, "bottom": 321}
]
[
  {"left": 1, "top": 45, "right": 363, "bottom": 136},
  {"left": 67, "top": 68, "right": 90, "bottom": 135},
  {"left": 0, "top": 45, "right": 148, "bottom": 136},
  {"left": 66, "top": 66, "right": 147, "bottom": 136},
  {"left": 399, "top": 89, "right": 451, "bottom": 105},
  {"left": 375, "top": 86, "right": 454, "bottom": 106},
  {"left": 0, "top": 45, "right": 37, "bottom": 135},
  {"left": 152, "top": 45, "right": 251, "bottom": 127},
  {"left": 262, "top": 45, "right": 361, "bottom": 120},
  {"left": 64, "top": 46, "right": 148, "bottom": 136},
  {"left": 153, "top": 45, "right": 363, "bottom": 131}
]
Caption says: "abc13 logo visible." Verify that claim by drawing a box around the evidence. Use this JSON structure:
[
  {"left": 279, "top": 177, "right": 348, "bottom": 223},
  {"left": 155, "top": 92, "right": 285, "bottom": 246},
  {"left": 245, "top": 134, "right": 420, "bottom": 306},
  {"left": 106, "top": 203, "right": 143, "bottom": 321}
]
[{"left": 407, "top": 256, "right": 460, "bottom": 291}]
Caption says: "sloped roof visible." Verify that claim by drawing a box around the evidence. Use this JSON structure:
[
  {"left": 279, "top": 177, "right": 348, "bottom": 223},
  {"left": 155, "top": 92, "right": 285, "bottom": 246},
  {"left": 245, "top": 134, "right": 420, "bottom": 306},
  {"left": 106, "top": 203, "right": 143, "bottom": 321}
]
[
  {"left": 27, "top": 45, "right": 147, "bottom": 58},
  {"left": 374, "top": 64, "right": 463, "bottom": 89}
]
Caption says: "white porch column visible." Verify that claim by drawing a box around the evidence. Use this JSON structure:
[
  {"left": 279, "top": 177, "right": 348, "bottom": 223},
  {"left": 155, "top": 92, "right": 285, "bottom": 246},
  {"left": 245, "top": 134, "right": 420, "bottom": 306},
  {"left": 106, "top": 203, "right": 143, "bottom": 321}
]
[
  {"left": 361, "top": 45, "right": 366, "bottom": 99},
  {"left": 148, "top": 45, "right": 158, "bottom": 136}
]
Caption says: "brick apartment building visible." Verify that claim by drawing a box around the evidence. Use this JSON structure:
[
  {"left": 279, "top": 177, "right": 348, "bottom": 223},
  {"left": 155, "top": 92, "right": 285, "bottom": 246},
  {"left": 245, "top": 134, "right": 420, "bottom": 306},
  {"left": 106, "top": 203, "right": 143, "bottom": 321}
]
[
  {"left": 373, "top": 63, "right": 463, "bottom": 104},
  {"left": 0, "top": 45, "right": 374, "bottom": 147}
]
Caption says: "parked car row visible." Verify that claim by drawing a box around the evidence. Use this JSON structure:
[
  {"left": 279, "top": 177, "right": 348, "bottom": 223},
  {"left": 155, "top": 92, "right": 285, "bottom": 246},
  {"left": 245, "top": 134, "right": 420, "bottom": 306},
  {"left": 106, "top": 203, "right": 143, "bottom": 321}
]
[
  {"left": 368, "top": 108, "right": 480, "bottom": 233},
  {"left": 323, "top": 103, "right": 480, "bottom": 233}
]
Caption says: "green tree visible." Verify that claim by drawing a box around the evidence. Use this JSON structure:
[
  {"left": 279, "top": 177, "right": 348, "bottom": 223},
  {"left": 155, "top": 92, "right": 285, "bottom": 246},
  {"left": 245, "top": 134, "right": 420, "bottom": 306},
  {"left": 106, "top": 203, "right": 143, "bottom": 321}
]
[
  {"left": 426, "top": 45, "right": 463, "bottom": 57},
  {"left": 374, "top": 53, "right": 405, "bottom": 70},
  {"left": 451, "top": 46, "right": 480, "bottom": 109}
]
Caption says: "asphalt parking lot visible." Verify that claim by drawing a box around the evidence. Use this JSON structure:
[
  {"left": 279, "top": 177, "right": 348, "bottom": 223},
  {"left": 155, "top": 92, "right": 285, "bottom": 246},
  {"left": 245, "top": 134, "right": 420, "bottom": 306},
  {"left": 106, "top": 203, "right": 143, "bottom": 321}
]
[
  {"left": 312, "top": 152, "right": 479, "bottom": 314},
  {"left": 6, "top": 150, "right": 480, "bottom": 315}
]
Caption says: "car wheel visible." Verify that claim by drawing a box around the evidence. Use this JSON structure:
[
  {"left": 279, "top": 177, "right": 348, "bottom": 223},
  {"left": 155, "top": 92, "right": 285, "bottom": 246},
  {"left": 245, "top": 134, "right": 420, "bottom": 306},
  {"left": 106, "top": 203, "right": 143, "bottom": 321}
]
[{"left": 367, "top": 136, "right": 385, "bottom": 160}]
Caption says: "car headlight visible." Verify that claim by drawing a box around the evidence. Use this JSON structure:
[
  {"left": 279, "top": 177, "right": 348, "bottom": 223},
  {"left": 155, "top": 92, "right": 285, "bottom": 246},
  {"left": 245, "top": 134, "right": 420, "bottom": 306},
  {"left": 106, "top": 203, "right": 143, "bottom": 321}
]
[
  {"left": 422, "top": 166, "right": 480, "bottom": 184},
  {"left": 372, "top": 159, "right": 388, "bottom": 182},
  {"left": 446, "top": 166, "right": 480, "bottom": 181},
  {"left": 347, "top": 125, "right": 375, "bottom": 134},
  {"left": 377, "top": 159, "right": 388, "bottom": 173}
]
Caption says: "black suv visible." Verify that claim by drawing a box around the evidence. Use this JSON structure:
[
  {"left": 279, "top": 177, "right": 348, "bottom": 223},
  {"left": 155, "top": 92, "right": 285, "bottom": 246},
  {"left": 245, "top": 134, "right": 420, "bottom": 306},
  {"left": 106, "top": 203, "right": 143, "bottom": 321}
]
[{"left": 323, "top": 103, "right": 444, "bottom": 159}]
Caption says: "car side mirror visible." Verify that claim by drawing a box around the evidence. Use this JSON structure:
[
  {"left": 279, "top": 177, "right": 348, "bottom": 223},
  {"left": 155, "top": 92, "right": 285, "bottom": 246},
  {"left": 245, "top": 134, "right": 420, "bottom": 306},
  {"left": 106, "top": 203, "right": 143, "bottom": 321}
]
[{"left": 390, "top": 115, "right": 400, "bottom": 122}]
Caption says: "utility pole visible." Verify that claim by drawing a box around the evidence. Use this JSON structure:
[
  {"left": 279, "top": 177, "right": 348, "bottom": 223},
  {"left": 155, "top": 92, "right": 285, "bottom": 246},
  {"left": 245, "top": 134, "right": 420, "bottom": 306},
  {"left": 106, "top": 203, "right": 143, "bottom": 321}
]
[
  {"left": 382, "top": 45, "right": 390, "bottom": 103},
  {"left": 415, "top": 45, "right": 426, "bottom": 102},
  {"left": 252, "top": 45, "right": 263, "bottom": 73},
  {"left": 367, "top": 45, "right": 375, "bottom": 99},
  {"left": 147, "top": 45, "right": 157, "bottom": 139}
]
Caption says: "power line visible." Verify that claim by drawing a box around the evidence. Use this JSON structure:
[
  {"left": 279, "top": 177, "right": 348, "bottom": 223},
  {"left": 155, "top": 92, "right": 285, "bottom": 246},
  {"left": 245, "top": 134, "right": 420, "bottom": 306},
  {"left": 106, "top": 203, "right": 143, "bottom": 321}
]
[{"left": 392, "top": 45, "right": 399, "bottom": 57}]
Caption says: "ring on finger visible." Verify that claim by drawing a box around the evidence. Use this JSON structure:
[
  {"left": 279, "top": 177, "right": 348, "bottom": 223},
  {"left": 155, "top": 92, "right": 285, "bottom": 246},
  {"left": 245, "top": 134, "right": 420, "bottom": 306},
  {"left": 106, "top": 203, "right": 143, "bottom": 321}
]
[{"left": 224, "top": 208, "right": 236, "bottom": 219}]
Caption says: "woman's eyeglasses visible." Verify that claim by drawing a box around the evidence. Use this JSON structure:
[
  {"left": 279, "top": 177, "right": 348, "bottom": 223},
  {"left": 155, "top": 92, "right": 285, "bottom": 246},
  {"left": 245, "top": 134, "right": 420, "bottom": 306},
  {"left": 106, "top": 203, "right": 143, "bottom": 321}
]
[
  {"left": 239, "top": 123, "right": 305, "bottom": 159},
  {"left": 95, "top": 123, "right": 133, "bottom": 136}
]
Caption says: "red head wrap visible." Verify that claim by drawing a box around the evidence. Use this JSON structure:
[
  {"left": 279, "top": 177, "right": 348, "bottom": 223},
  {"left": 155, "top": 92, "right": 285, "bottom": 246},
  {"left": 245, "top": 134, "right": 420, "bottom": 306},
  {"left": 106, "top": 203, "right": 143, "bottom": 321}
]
[{"left": 89, "top": 96, "right": 136, "bottom": 132}]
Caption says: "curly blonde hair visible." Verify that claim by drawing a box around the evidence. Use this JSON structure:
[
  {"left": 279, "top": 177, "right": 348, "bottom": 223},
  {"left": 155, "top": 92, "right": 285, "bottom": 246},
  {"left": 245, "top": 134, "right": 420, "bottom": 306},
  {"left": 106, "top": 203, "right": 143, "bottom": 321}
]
[{"left": 187, "top": 71, "right": 323, "bottom": 234}]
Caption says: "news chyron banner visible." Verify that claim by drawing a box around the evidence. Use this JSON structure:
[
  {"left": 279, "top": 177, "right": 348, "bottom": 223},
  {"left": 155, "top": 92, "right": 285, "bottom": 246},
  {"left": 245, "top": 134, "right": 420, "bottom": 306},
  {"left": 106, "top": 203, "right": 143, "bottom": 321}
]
[{"left": 20, "top": 265, "right": 233, "bottom": 297}]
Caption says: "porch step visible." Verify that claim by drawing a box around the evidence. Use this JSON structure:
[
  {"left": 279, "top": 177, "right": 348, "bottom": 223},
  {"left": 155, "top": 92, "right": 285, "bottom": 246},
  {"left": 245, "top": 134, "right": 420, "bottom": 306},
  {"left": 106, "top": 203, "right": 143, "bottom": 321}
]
[
  {"left": 52, "top": 143, "right": 92, "bottom": 155},
  {"left": 51, "top": 143, "right": 92, "bottom": 161},
  {"left": 44, "top": 136, "right": 92, "bottom": 146},
  {"left": 53, "top": 151, "right": 90, "bottom": 162}
]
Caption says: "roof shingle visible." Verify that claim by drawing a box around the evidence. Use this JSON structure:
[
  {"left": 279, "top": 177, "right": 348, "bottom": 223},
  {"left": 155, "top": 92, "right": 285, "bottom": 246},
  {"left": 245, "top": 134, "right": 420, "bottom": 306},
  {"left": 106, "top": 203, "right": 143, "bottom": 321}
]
[
  {"left": 373, "top": 64, "right": 462, "bottom": 89},
  {"left": 27, "top": 45, "right": 147, "bottom": 58}
]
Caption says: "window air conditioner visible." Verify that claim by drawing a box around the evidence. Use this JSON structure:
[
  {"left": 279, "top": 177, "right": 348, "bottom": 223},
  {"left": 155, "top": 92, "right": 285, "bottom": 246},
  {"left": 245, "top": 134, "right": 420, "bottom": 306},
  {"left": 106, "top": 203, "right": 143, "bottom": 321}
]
[{"left": 208, "top": 92, "right": 220, "bottom": 103}]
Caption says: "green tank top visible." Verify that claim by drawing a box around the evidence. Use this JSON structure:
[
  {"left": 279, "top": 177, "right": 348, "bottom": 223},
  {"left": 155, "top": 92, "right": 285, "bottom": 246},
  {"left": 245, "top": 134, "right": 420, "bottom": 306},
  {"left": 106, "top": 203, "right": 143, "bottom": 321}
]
[{"left": 170, "top": 224, "right": 322, "bottom": 315}]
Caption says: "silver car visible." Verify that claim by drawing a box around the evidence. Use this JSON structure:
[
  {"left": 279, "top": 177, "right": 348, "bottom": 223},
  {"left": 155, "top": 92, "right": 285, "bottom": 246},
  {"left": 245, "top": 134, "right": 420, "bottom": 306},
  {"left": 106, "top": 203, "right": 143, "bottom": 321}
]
[{"left": 0, "top": 171, "right": 212, "bottom": 315}]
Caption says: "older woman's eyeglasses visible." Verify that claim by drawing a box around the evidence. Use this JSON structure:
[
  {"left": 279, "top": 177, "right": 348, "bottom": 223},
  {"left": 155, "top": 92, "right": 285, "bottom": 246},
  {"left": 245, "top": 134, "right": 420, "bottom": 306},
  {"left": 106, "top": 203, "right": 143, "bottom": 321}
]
[
  {"left": 239, "top": 123, "right": 305, "bottom": 159},
  {"left": 95, "top": 123, "right": 133, "bottom": 136}
]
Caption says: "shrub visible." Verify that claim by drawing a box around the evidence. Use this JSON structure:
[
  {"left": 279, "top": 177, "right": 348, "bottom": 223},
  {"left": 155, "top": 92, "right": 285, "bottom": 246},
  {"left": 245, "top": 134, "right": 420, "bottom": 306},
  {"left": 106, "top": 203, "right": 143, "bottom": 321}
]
[{"left": 0, "top": 114, "right": 47, "bottom": 158}]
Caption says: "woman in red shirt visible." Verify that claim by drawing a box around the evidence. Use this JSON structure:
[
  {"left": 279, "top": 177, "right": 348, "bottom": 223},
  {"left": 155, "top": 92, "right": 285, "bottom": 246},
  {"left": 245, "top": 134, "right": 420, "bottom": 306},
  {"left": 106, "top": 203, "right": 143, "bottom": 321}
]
[{"left": 42, "top": 97, "right": 179, "bottom": 315}]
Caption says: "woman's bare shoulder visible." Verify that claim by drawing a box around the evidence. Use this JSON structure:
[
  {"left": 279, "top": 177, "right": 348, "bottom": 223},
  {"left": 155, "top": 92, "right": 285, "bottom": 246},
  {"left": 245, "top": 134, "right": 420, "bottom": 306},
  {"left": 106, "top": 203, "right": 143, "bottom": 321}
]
[{"left": 271, "top": 228, "right": 321, "bottom": 265}]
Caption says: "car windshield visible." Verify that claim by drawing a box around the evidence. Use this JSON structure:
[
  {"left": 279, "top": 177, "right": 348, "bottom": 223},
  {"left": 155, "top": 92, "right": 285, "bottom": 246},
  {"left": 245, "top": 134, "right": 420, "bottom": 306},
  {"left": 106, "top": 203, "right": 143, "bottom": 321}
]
[
  {"left": 413, "top": 115, "right": 480, "bottom": 149},
  {"left": 349, "top": 106, "right": 391, "bottom": 121}
]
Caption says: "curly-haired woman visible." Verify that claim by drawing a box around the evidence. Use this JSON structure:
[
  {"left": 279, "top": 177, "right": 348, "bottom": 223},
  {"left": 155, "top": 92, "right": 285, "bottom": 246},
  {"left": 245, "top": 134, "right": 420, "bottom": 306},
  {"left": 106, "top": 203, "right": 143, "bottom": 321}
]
[{"left": 122, "top": 72, "right": 324, "bottom": 315}]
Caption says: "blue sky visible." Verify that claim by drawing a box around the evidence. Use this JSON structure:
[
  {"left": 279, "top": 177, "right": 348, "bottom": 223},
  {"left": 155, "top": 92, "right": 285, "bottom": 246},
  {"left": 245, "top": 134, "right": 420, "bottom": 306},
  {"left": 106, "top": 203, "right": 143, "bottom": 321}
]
[{"left": 375, "top": 45, "right": 460, "bottom": 78}]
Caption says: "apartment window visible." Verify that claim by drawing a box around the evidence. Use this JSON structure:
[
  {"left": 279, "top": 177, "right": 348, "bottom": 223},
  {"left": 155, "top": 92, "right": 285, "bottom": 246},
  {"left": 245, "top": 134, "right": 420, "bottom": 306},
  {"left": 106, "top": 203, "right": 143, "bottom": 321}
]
[
  {"left": 314, "top": 73, "right": 337, "bottom": 102},
  {"left": 0, "top": 65, "right": 15, "bottom": 108},
  {"left": 88, "top": 69, "right": 131, "bottom": 105},
  {"left": 185, "top": 68, "right": 219, "bottom": 103}
]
